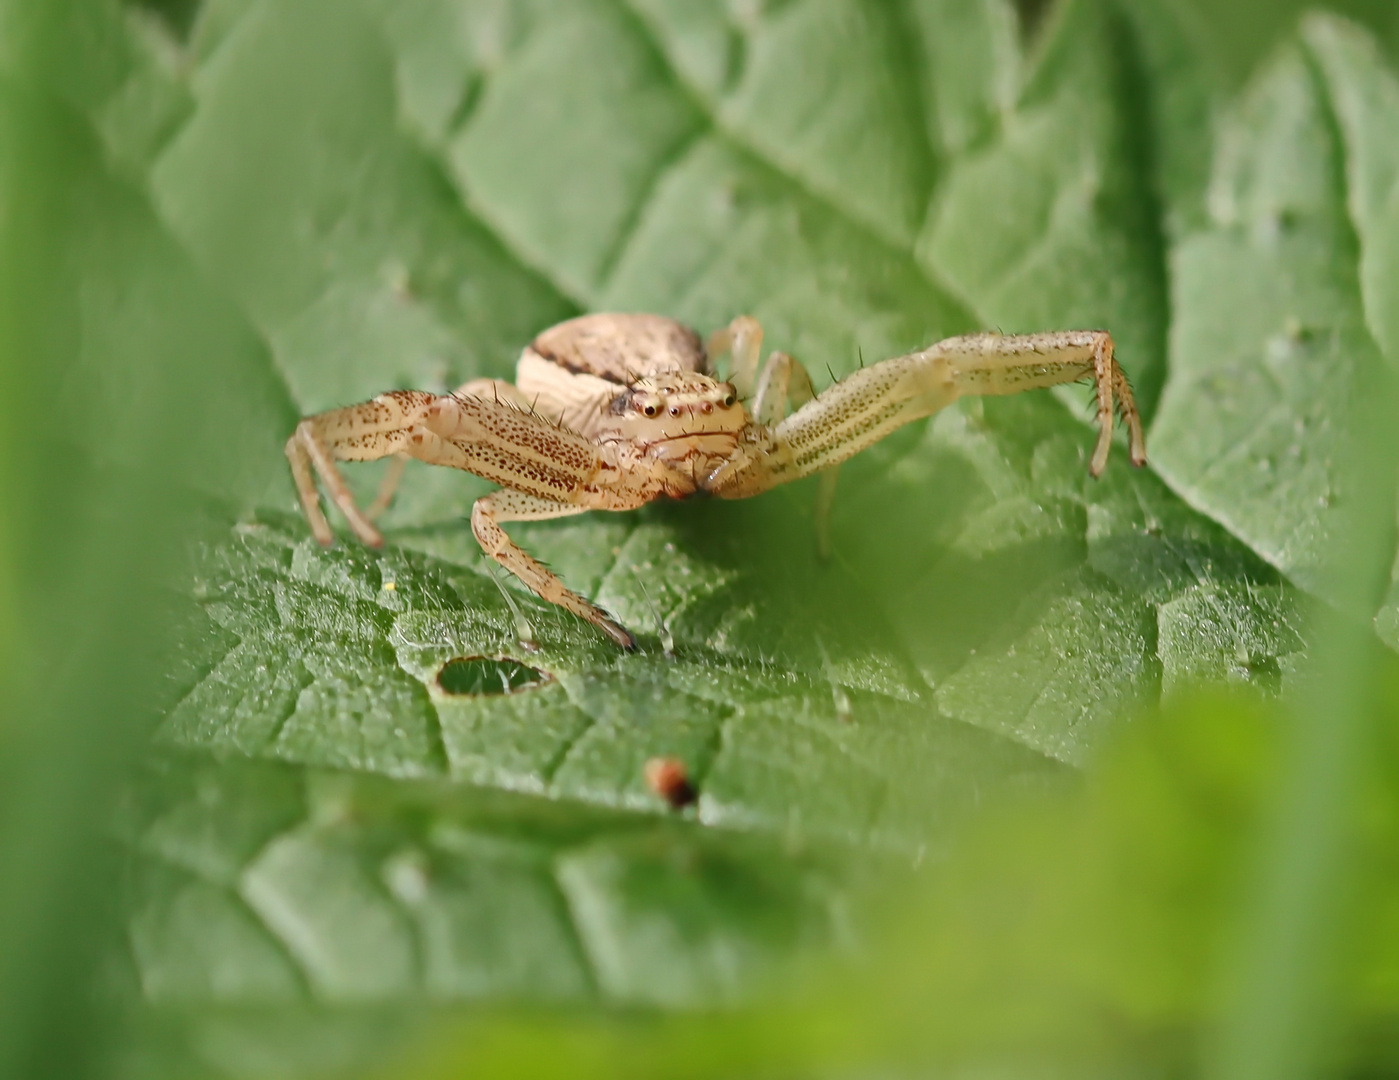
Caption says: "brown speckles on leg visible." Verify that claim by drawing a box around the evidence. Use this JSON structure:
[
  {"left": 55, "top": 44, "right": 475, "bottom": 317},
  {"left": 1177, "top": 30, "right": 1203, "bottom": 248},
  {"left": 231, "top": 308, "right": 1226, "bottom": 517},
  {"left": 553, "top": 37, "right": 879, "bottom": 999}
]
[
  {"left": 285, "top": 391, "right": 444, "bottom": 546},
  {"left": 288, "top": 419, "right": 386, "bottom": 546},
  {"left": 750, "top": 347, "right": 840, "bottom": 553},
  {"left": 706, "top": 329, "right": 1145, "bottom": 499},
  {"left": 285, "top": 383, "right": 654, "bottom": 648},
  {"left": 471, "top": 492, "right": 636, "bottom": 649},
  {"left": 935, "top": 331, "right": 1145, "bottom": 477}
]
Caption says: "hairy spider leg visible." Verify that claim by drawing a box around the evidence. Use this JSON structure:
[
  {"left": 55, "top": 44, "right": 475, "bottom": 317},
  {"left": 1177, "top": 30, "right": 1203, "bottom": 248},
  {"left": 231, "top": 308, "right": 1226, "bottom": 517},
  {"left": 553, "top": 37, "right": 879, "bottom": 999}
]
[
  {"left": 288, "top": 389, "right": 650, "bottom": 646},
  {"left": 706, "top": 330, "right": 1145, "bottom": 499},
  {"left": 357, "top": 377, "right": 532, "bottom": 520},
  {"left": 751, "top": 350, "right": 815, "bottom": 424},
  {"left": 404, "top": 399, "right": 650, "bottom": 648},
  {"left": 750, "top": 347, "right": 841, "bottom": 558},
  {"left": 706, "top": 315, "right": 764, "bottom": 399},
  {"left": 366, "top": 455, "right": 408, "bottom": 519},
  {"left": 286, "top": 389, "right": 443, "bottom": 547},
  {"left": 471, "top": 490, "right": 634, "bottom": 650}
]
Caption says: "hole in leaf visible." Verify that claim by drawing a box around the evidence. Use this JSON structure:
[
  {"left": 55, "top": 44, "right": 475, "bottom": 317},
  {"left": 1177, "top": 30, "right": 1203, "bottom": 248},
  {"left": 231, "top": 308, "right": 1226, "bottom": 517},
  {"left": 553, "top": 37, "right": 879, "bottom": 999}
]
[{"left": 436, "top": 656, "right": 549, "bottom": 696}]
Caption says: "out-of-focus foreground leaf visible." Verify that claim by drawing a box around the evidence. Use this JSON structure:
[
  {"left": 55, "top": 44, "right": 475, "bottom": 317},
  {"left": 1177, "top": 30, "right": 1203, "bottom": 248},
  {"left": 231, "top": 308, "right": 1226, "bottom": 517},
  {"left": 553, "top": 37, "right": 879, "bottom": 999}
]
[
  {"left": 379, "top": 680, "right": 1399, "bottom": 1079},
  {"left": 0, "top": 2, "right": 292, "bottom": 1077}
]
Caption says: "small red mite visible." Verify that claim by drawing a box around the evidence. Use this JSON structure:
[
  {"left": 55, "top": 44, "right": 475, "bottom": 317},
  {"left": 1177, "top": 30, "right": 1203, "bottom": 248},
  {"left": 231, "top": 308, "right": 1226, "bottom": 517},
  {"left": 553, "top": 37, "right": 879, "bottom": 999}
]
[{"left": 644, "top": 756, "right": 697, "bottom": 809}]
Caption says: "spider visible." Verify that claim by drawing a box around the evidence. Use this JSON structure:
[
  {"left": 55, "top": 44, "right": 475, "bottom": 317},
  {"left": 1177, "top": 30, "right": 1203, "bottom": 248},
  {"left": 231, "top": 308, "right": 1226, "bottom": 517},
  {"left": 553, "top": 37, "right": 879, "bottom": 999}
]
[{"left": 286, "top": 314, "right": 1146, "bottom": 649}]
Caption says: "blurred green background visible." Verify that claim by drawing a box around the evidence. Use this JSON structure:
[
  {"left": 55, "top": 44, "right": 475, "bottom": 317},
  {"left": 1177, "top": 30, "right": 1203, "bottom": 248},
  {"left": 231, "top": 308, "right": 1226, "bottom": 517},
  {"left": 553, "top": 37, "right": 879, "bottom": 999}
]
[{"left": 2, "top": 0, "right": 1399, "bottom": 1077}]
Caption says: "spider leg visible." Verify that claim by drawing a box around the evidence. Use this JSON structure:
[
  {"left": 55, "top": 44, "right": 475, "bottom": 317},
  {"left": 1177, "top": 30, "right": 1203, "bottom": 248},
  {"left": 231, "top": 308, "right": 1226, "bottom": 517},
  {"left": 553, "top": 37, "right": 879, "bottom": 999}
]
[
  {"left": 813, "top": 469, "right": 839, "bottom": 561},
  {"left": 471, "top": 490, "right": 635, "bottom": 649},
  {"left": 454, "top": 376, "right": 532, "bottom": 409},
  {"left": 287, "top": 386, "right": 621, "bottom": 545},
  {"left": 751, "top": 350, "right": 841, "bottom": 558},
  {"left": 347, "top": 378, "right": 542, "bottom": 522},
  {"left": 365, "top": 454, "right": 409, "bottom": 520},
  {"left": 706, "top": 315, "right": 764, "bottom": 398},
  {"left": 751, "top": 350, "right": 816, "bottom": 425},
  {"left": 286, "top": 389, "right": 440, "bottom": 546},
  {"left": 355, "top": 379, "right": 534, "bottom": 520},
  {"left": 288, "top": 388, "right": 657, "bottom": 646},
  {"left": 706, "top": 330, "right": 1145, "bottom": 499}
]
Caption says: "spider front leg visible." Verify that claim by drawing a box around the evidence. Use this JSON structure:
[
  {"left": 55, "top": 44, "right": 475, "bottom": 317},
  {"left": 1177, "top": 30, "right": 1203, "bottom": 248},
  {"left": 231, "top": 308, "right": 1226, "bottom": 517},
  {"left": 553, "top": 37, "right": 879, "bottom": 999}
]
[
  {"left": 286, "top": 386, "right": 575, "bottom": 547},
  {"left": 289, "top": 388, "right": 651, "bottom": 647},
  {"left": 751, "top": 349, "right": 815, "bottom": 424},
  {"left": 707, "top": 330, "right": 1145, "bottom": 499},
  {"left": 711, "top": 319, "right": 843, "bottom": 554},
  {"left": 471, "top": 491, "right": 635, "bottom": 650},
  {"left": 707, "top": 315, "right": 765, "bottom": 397},
  {"left": 352, "top": 377, "right": 534, "bottom": 523},
  {"left": 750, "top": 348, "right": 841, "bottom": 558}
]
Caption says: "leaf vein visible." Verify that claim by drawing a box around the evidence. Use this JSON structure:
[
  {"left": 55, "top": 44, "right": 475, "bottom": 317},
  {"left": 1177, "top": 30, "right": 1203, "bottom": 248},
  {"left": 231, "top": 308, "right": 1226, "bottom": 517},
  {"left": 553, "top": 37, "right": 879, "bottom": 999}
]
[{"left": 611, "top": 0, "right": 961, "bottom": 301}]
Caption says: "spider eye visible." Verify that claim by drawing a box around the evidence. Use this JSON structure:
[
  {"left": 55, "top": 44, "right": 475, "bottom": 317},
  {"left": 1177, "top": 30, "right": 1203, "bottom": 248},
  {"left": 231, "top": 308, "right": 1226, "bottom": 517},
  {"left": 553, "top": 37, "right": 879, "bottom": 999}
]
[
  {"left": 668, "top": 406, "right": 680, "bottom": 417},
  {"left": 722, "top": 393, "right": 736, "bottom": 408},
  {"left": 642, "top": 404, "right": 657, "bottom": 417}
]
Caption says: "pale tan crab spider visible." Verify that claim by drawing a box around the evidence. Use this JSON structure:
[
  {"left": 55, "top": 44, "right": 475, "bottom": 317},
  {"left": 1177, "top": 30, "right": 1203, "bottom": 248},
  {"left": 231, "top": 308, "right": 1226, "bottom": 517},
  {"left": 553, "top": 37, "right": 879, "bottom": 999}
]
[{"left": 287, "top": 314, "right": 1146, "bottom": 649}]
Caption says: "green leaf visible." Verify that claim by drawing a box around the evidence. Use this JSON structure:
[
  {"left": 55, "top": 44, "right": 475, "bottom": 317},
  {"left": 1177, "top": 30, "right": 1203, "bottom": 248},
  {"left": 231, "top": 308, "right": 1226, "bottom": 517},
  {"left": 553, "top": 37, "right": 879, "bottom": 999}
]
[
  {"left": 163, "top": 514, "right": 1060, "bottom": 840},
  {"left": 1149, "top": 13, "right": 1399, "bottom": 605},
  {"left": 123, "top": 0, "right": 1303, "bottom": 983},
  {"left": 26, "top": 0, "right": 1399, "bottom": 1074},
  {"left": 370, "top": 679, "right": 1399, "bottom": 1080},
  {"left": 98, "top": 0, "right": 1304, "bottom": 1029},
  {"left": 917, "top": 0, "right": 1169, "bottom": 410},
  {"left": 120, "top": 753, "right": 874, "bottom": 1008}
]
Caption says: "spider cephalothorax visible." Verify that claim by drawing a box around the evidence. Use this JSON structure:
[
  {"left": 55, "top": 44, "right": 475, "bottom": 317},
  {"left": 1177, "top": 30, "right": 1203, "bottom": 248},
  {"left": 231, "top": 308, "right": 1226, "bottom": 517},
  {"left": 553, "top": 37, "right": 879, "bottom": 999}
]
[
  {"left": 287, "top": 313, "right": 1145, "bottom": 648},
  {"left": 608, "top": 372, "right": 740, "bottom": 425},
  {"left": 603, "top": 372, "right": 746, "bottom": 478}
]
